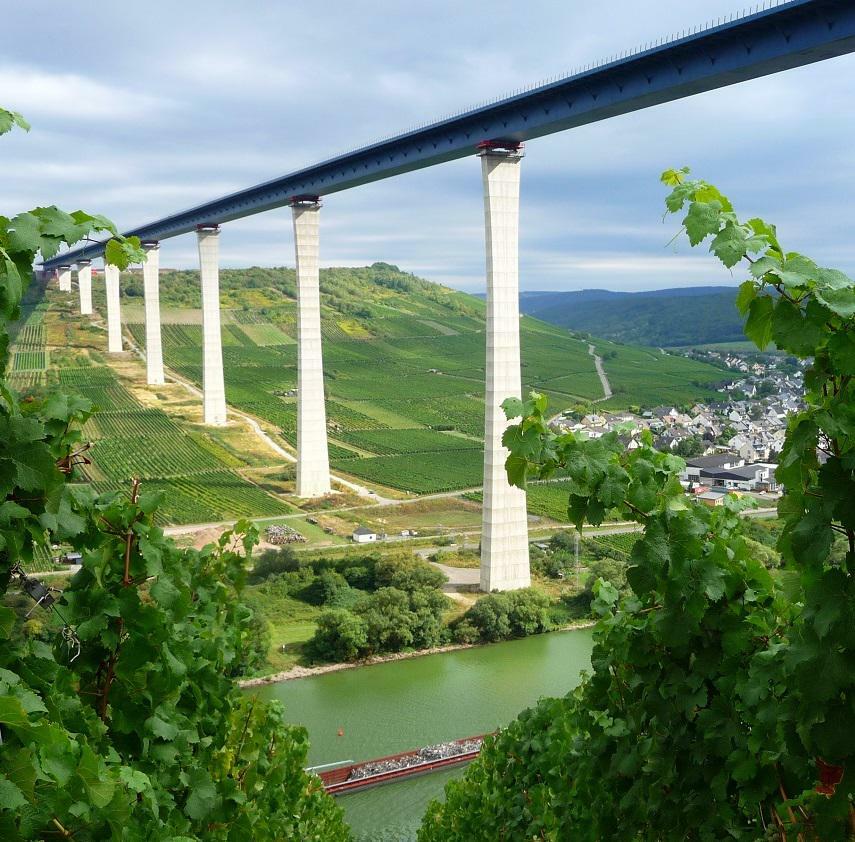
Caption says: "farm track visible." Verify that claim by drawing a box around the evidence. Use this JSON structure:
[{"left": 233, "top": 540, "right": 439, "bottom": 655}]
[{"left": 588, "top": 343, "right": 613, "bottom": 402}]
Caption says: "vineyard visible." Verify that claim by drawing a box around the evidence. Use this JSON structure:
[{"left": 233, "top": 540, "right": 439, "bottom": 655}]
[
  {"left": 47, "top": 361, "right": 293, "bottom": 524},
  {"left": 331, "top": 450, "right": 484, "bottom": 494},
  {"left": 24, "top": 263, "right": 730, "bottom": 525},
  {"left": 90, "top": 473, "right": 292, "bottom": 526},
  {"left": 116, "top": 264, "right": 726, "bottom": 496},
  {"left": 8, "top": 306, "right": 47, "bottom": 374},
  {"left": 588, "top": 531, "right": 641, "bottom": 557}
]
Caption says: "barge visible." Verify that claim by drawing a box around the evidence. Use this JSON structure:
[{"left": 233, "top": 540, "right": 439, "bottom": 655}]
[{"left": 317, "top": 734, "right": 487, "bottom": 795}]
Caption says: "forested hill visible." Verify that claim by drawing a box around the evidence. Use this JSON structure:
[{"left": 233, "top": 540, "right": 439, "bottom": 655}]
[
  {"left": 123, "top": 262, "right": 480, "bottom": 326},
  {"left": 516, "top": 286, "right": 743, "bottom": 347}
]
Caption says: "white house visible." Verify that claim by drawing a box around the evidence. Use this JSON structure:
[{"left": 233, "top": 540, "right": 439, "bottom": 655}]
[{"left": 352, "top": 525, "right": 378, "bottom": 543}]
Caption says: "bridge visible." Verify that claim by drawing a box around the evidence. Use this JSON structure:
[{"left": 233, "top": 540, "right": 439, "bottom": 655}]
[{"left": 43, "top": 0, "right": 855, "bottom": 591}]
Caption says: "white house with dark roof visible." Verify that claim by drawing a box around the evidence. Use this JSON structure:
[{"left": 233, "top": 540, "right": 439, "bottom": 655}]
[{"left": 352, "top": 525, "right": 378, "bottom": 543}]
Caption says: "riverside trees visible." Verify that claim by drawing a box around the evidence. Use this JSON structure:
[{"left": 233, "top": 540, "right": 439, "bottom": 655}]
[
  {"left": 0, "top": 110, "right": 348, "bottom": 840},
  {"left": 418, "top": 171, "right": 854, "bottom": 840}
]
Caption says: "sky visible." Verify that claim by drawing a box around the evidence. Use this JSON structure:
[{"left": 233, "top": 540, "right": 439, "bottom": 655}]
[{"left": 3, "top": 1, "right": 855, "bottom": 293}]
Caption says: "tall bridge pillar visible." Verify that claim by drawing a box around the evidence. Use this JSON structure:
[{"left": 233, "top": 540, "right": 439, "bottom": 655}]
[
  {"left": 478, "top": 145, "right": 530, "bottom": 592},
  {"left": 142, "top": 242, "right": 165, "bottom": 385},
  {"left": 197, "top": 225, "right": 227, "bottom": 426},
  {"left": 291, "top": 198, "right": 331, "bottom": 497},
  {"left": 103, "top": 263, "right": 123, "bottom": 353},
  {"left": 57, "top": 265, "right": 72, "bottom": 292},
  {"left": 77, "top": 260, "right": 92, "bottom": 315}
]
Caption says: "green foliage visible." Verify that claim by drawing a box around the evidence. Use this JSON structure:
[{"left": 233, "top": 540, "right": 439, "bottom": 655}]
[
  {"left": 373, "top": 553, "right": 447, "bottom": 592},
  {"left": 309, "top": 608, "right": 369, "bottom": 662},
  {"left": 451, "top": 589, "right": 552, "bottom": 643},
  {"left": 419, "top": 171, "right": 855, "bottom": 840},
  {"left": 674, "top": 434, "right": 705, "bottom": 457},
  {"left": 248, "top": 546, "right": 299, "bottom": 583},
  {"left": 0, "top": 111, "right": 348, "bottom": 840},
  {"left": 306, "top": 560, "right": 449, "bottom": 662}
]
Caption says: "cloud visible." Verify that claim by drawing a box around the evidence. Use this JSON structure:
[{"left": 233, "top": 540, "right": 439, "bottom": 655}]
[{"left": 0, "top": 65, "right": 174, "bottom": 121}]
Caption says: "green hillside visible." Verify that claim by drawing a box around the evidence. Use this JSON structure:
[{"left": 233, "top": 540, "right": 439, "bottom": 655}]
[
  {"left": 113, "top": 264, "right": 725, "bottom": 493},
  {"left": 518, "top": 287, "right": 743, "bottom": 347},
  {"left": 19, "top": 263, "right": 727, "bottom": 523}
]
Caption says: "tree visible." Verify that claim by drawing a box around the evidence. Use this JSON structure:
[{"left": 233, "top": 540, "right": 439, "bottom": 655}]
[
  {"left": 451, "top": 589, "right": 551, "bottom": 643},
  {"left": 673, "top": 434, "right": 704, "bottom": 457},
  {"left": 309, "top": 609, "right": 369, "bottom": 662},
  {"left": 247, "top": 546, "right": 299, "bottom": 582},
  {"left": 0, "top": 109, "right": 348, "bottom": 840},
  {"left": 419, "top": 169, "right": 855, "bottom": 840},
  {"left": 373, "top": 553, "right": 446, "bottom": 592}
]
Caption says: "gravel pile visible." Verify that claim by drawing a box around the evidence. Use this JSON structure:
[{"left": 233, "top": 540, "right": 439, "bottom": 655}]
[{"left": 347, "top": 739, "right": 483, "bottom": 781}]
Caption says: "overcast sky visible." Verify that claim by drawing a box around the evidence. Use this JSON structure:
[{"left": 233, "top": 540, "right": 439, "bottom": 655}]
[{"left": 4, "top": 1, "right": 854, "bottom": 293}]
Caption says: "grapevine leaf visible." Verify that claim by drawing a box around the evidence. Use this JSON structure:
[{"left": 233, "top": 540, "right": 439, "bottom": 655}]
[
  {"left": 683, "top": 201, "right": 722, "bottom": 246},
  {"left": 735, "top": 280, "right": 756, "bottom": 315},
  {"left": 0, "top": 108, "right": 30, "bottom": 135},
  {"left": 0, "top": 775, "right": 26, "bottom": 810},
  {"left": 743, "top": 295, "right": 774, "bottom": 349},
  {"left": 184, "top": 768, "right": 218, "bottom": 820},
  {"left": 815, "top": 285, "right": 855, "bottom": 318}
]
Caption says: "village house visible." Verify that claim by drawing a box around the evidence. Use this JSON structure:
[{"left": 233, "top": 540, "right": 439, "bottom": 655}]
[{"left": 352, "top": 525, "right": 378, "bottom": 543}]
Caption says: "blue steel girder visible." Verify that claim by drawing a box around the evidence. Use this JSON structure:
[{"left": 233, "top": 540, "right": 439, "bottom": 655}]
[{"left": 42, "top": 0, "right": 855, "bottom": 268}]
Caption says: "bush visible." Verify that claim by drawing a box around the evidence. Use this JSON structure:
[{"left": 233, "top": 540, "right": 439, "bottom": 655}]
[
  {"left": 306, "top": 584, "right": 449, "bottom": 662},
  {"left": 299, "top": 569, "right": 350, "bottom": 605},
  {"left": 248, "top": 546, "right": 299, "bottom": 582},
  {"left": 342, "top": 564, "right": 374, "bottom": 590},
  {"left": 373, "top": 553, "right": 446, "bottom": 591},
  {"left": 309, "top": 609, "right": 369, "bottom": 662},
  {"left": 451, "top": 619, "right": 480, "bottom": 645},
  {"left": 454, "top": 589, "right": 552, "bottom": 643}
]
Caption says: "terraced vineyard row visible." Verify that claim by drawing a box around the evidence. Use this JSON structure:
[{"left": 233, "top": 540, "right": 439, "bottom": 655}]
[
  {"left": 590, "top": 532, "right": 640, "bottom": 557},
  {"left": 83, "top": 408, "right": 178, "bottom": 440},
  {"left": 331, "top": 450, "right": 484, "bottom": 494},
  {"left": 9, "top": 307, "right": 48, "bottom": 373},
  {"left": 89, "top": 434, "right": 229, "bottom": 480},
  {"left": 90, "top": 472, "right": 292, "bottom": 525},
  {"left": 337, "top": 428, "right": 481, "bottom": 456},
  {"left": 13, "top": 350, "right": 46, "bottom": 370}
]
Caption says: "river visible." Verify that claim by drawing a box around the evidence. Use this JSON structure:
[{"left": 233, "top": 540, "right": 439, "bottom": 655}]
[{"left": 253, "top": 628, "right": 594, "bottom": 841}]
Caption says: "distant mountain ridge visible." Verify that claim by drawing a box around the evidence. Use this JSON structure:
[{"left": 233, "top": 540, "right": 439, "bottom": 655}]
[{"left": 512, "top": 286, "right": 742, "bottom": 347}]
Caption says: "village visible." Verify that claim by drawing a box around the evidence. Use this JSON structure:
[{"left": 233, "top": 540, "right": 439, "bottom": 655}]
[{"left": 552, "top": 349, "right": 806, "bottom": 508}]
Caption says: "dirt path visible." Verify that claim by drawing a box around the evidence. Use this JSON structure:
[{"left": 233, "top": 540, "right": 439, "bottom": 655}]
[{"left": 588, "top": 343, "right": 613, "bottom": 401}]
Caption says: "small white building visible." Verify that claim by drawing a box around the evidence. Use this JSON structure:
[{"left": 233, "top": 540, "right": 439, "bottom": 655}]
[{"left": 352, "top": 525, "right": 377, "bottom": 544}]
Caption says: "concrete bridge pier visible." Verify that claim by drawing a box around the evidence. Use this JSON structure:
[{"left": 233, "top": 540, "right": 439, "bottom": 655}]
[
  {"left": 291, "top": 198, "right": 331, "bottom": 497},
  {"left": 103, "top": 262, "right": 123, "bottom": 353},
  {"left": 77, "top": 260, "right": 92, "bottom": 315},
  {"left": 197, "top": 225, "right": 227, "bottom": 426},
  {"left": 478, "top": 145, "right": 531, "bottom": 592},
  {"left": 57, "top": 265, "right": 72, "bottom": 292},
  {"left": 141, "top": 242, "right": 165, "bottom": 385}
]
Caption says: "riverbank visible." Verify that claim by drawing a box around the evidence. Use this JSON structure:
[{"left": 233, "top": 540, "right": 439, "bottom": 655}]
[{"left": 239, "top": 621, "right": 596, "bottom": 687}]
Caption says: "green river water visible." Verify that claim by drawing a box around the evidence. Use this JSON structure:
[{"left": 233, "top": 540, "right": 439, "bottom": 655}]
[{"left": 254, "top": 628, "right": 594, "bottom": 841}]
